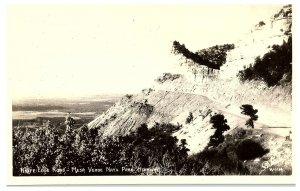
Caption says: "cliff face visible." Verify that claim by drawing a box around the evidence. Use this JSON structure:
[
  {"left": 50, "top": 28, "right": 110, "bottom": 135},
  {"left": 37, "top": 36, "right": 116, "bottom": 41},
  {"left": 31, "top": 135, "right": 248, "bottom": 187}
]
[
  {"left": 88, "top": 5, "right": 292, "bottom": 155},
  {"left": 271, "top": 4, "right": 292, "bottom": 34},
  {"left": 219, "top": 4, "right": 292, "bottom": 80}
]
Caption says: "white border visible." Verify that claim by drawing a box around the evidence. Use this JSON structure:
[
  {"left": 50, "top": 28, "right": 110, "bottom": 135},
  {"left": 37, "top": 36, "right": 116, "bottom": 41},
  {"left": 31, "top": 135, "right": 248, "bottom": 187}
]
[{"left": 1, "top": 0, "right": 299, "bottom": 189}]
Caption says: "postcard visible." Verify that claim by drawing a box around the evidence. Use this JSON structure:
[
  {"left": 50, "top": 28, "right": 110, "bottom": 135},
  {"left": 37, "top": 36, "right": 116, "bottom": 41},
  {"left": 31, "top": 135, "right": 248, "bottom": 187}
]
[{"left": 6, "top": 3, "right": 294, "bottom": 185}]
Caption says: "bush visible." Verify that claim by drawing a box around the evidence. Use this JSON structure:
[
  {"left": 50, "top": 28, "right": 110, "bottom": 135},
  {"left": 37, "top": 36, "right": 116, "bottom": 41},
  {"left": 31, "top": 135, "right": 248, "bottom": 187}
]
[
  {"left": 133, "top": 100, "right": 154, "bottom": 116},
  {"left": 182, "top": 145, "right": 249, "bottom": 175},
  {"left": 185, "top": 112, "right": 194, "bottom": 124},
  {"left": 257, "top": 21, "right": 266, "bottom": 27},
  {"left": 236, "top": 139, "right": 269, "bottom": 160},
  {"left": 13, "top": 121, "right": 188, "bottom": 176},
  {"left": 125, "top": 94, "right": 133, "bottom": 99},
  {"left": 13, "top": 119, "right": 273, "bottom": 175},
  {"left": 156, "top": 73, "right": 181, "bottom": 83}
]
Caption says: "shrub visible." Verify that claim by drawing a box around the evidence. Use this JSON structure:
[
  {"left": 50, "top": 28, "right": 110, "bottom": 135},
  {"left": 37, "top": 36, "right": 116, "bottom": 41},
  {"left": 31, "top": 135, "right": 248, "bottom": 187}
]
[
  {"left": 182, "top": 145, "right": 249, "bottom": 175},
  {"left": 13, "top": 121, "right": 188, "bottom": 176},
  {"left": 156, "top": 73, "right": 181, "bottom": 83},
  {"left": 133, "top": 100, "right": 154, "bottom": 116},
  {"left": 125, "top": 94, "right": 133, "bottom": 99},
  {"left": 258, "top": 21, "right": 266, "bottom": 27},
  {"left": 236, "top": 139, "right": 269, "bottom": 160},
  {"left": 14, "top": 118, "right": 274, "bottom": 175},
  {"left": 185, "top": 112, "right": 194, "bottom": 124}
]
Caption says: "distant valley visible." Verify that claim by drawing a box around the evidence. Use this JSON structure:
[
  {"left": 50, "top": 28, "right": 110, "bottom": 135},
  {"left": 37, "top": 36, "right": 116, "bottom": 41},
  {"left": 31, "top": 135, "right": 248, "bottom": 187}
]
[{"left": 12, "top": 95, "right": 121, "bottom": 131}]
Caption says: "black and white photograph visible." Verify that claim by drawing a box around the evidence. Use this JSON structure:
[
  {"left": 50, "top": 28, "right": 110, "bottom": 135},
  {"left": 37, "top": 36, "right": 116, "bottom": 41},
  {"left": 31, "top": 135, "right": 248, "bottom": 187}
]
[{"left": 6, "top": 3, "right": 294, "bottom": 184}]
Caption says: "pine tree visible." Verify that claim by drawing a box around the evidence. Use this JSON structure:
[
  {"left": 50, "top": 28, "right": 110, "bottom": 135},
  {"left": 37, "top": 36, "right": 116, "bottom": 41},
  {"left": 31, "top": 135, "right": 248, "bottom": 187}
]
[{"left": 240, "top": 104, "right": 258, "bottom": 128}]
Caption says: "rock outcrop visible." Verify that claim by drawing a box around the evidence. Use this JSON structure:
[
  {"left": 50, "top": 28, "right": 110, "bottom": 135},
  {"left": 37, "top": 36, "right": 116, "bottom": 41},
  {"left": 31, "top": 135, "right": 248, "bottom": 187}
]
[{"left": 88, "top": 5, "right": 292, "bottom": 155}]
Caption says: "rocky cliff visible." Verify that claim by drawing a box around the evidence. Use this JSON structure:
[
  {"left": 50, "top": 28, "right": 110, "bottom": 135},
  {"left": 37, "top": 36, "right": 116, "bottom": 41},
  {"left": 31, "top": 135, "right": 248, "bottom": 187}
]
[{"left": 88, "top": 5, "right": 292, "bottom": 156}]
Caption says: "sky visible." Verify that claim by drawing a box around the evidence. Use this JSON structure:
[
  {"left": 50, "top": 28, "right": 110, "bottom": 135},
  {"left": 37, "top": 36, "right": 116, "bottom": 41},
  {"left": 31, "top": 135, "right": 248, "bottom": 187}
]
[{"left": 7, "top": 4, "right": 283, "bottom": 101}]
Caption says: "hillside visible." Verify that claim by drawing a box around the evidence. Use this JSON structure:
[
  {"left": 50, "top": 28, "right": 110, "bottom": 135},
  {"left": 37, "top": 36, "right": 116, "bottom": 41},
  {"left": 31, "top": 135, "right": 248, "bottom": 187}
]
[{"left": 87, "top": 5, "right": 292, "bottom": 174}]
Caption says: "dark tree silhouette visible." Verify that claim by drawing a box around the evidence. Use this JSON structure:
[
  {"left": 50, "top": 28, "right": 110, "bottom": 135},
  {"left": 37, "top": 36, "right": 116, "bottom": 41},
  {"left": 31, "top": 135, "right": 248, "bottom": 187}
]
[
  {"left": 236, "top": 139, "right": 269, "bottom": 160},
  {"left": 136, "top": 123, "right": 149, "bottom": 139},
  {"left": 240, "top": 104, "right": 258, "bottom": 128},
  {"left": 172, "top": 41, "right": 234, "bottom": 70},
  {"left": 65, "top": 112, "right": 76, "bottom": 131},
  {"left": 186, "top": 112, "right": 194, "bottom": 124},
  {"left": 13, "top": 121, "right": 190, "bottom": 176},
  {"left": 258, "top": 21, "right": 266, "bottom": 27},
  {"left": 238, "top": 36, "right": 292, "bottom": 86},
  {"left": 208, "top": 114, "right": 230, "bottom": 147}
]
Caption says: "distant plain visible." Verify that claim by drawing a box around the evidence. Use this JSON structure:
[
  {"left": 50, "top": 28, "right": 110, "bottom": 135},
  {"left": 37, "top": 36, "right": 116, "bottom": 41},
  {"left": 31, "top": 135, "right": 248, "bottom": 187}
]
[{"left": 12, "top": 95, "right": 121, "bottom": 130}]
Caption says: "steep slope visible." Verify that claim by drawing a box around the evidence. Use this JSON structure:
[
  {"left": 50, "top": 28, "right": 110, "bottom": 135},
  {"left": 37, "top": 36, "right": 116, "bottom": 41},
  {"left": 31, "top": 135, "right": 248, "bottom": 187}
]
[
  {"left": 88, "top": 5, "right": 292, "bottom": 155},
  {"left": 219, "top": 4, "right": 292, "bottom": 80}
]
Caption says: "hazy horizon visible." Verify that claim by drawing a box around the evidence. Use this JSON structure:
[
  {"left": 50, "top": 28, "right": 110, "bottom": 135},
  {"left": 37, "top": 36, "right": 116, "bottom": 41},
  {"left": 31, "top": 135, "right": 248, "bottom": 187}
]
[
  {"left": 12, "top": 93, "right": 124, "bottom": 104},
  {"left": 8, "top": 4, "right": 283, "bottom": 100}
]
